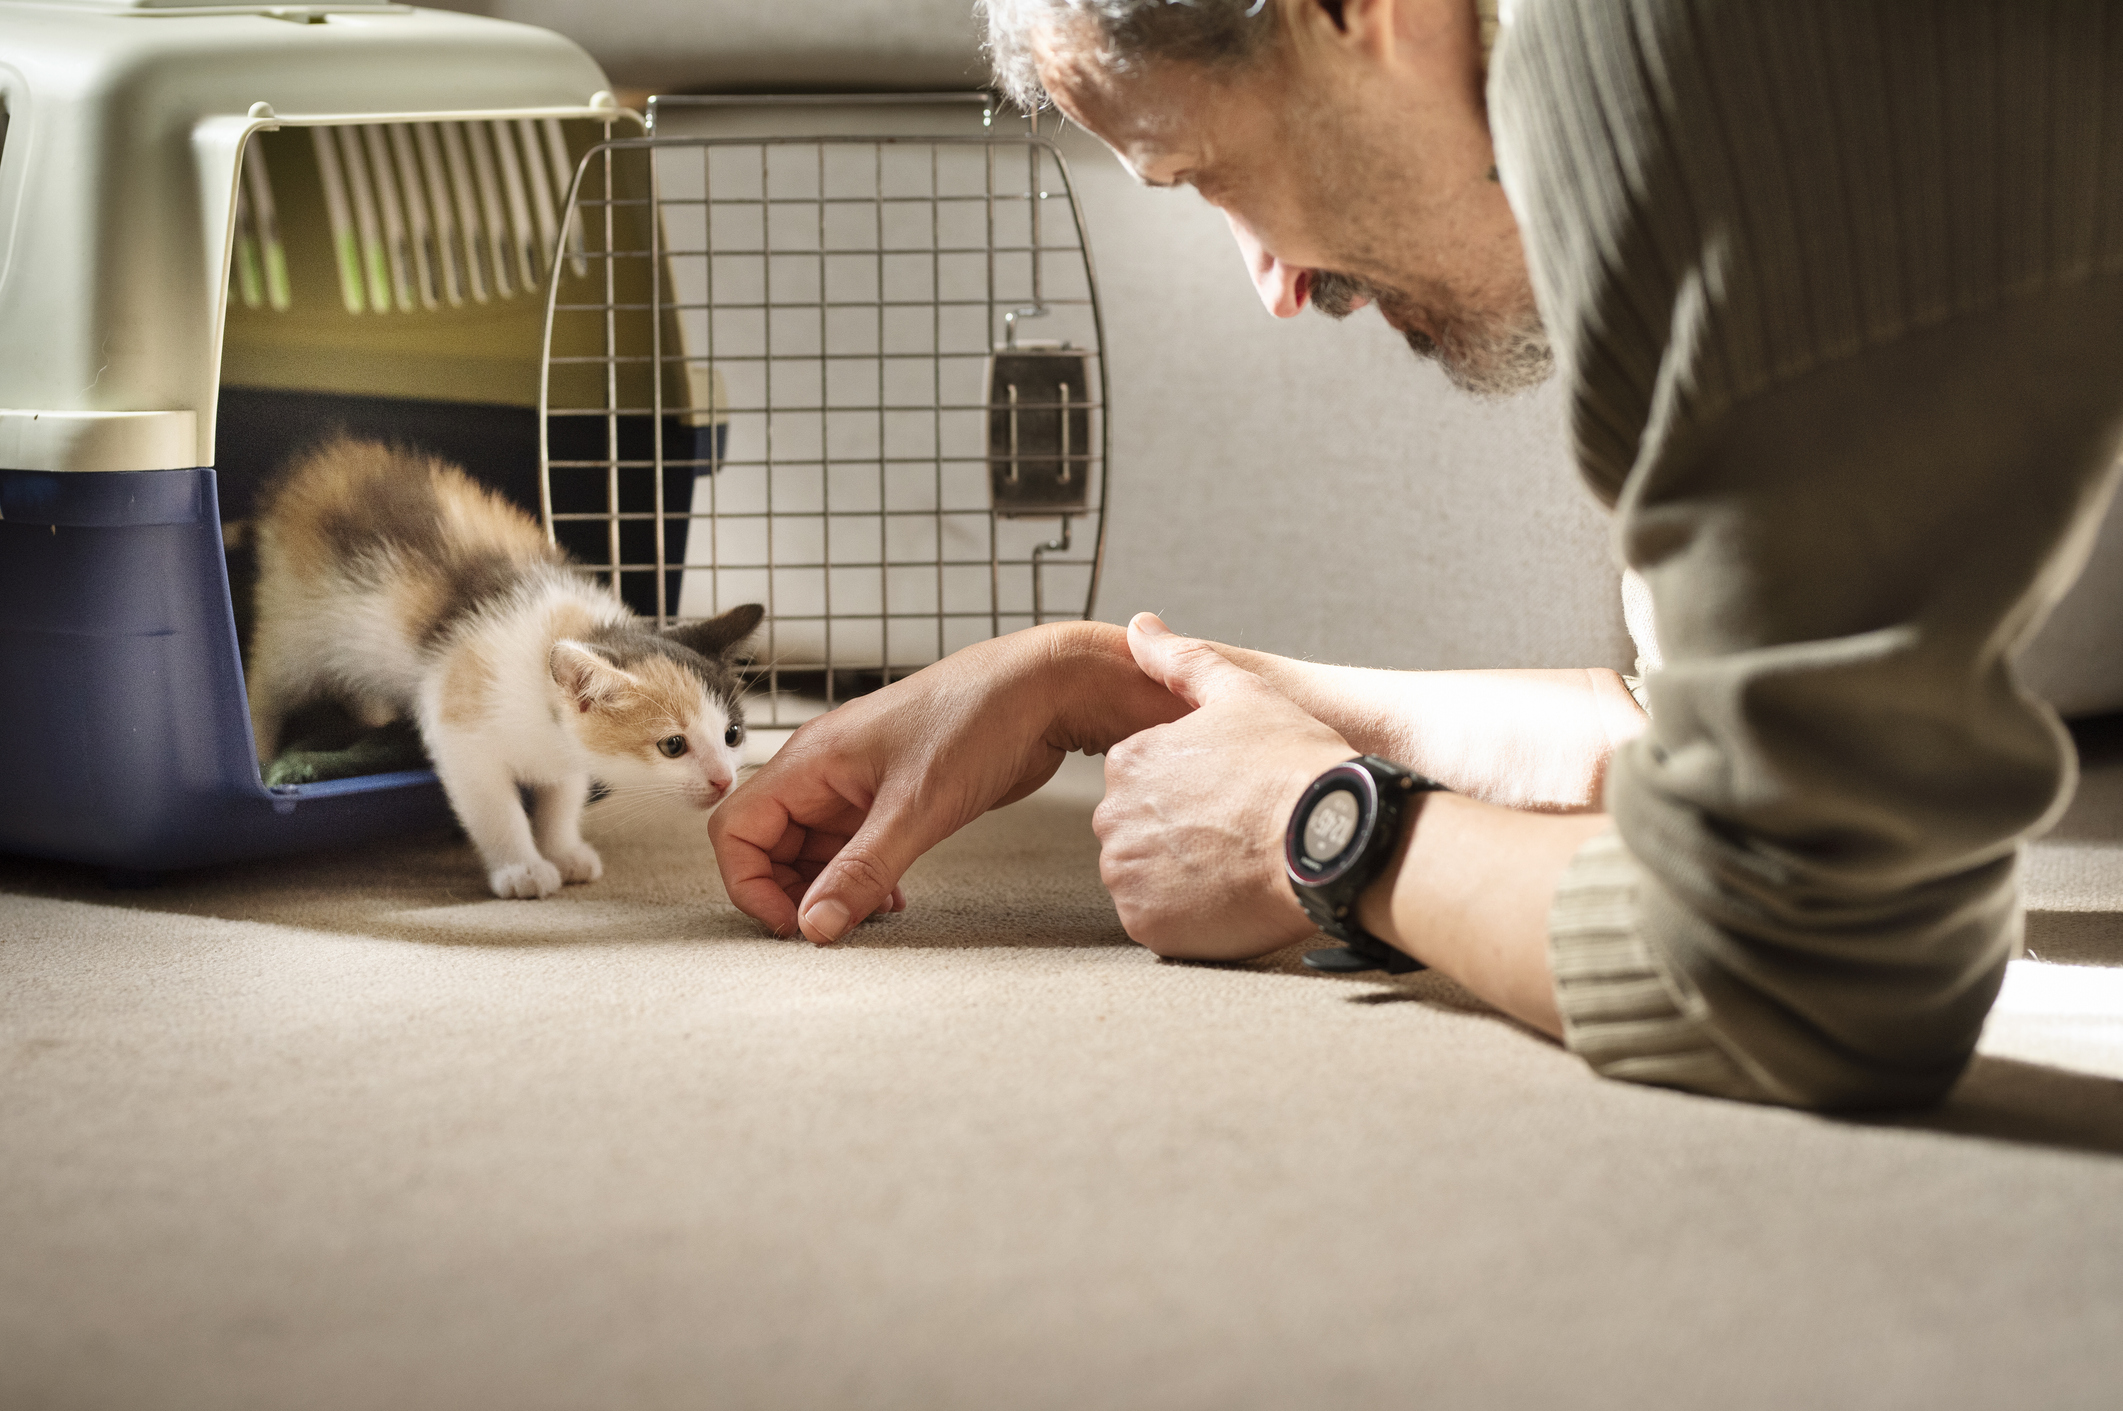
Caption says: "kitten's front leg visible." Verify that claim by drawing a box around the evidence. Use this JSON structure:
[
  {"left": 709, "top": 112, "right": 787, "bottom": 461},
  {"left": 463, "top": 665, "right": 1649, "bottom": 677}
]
[
  {"left": 531, "top": 773, "right": 603, "bottom": 885},
  {"left": 425, "top": 731, "right": 562, "bottom": 898},
  {"left": 350, "top": 693, "right": 400, "bottom": 731}
]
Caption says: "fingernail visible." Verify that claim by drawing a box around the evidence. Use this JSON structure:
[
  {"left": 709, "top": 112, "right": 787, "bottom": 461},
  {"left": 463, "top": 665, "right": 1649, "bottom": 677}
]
[
  {"left": 803, "top": 897, "right": 851, "bottom": 943},
  {"left": 1132, "top": 612, "right": 1170, "bottom": 637}
]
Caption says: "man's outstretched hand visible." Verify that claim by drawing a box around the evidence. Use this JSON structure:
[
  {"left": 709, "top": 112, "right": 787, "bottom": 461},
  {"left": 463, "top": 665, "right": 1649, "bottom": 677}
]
[
  {"left": 1094, "top": 614, "right": 1357, "bottom": 961},
  {"left": 708, "top": 622, "right": 1188, "bottom": 944}
]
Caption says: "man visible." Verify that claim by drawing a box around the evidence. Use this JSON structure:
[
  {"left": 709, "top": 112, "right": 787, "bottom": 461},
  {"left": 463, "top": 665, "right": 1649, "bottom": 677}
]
[{"left": 708, "top": 0, "right": 2123, "bottom": 1110}]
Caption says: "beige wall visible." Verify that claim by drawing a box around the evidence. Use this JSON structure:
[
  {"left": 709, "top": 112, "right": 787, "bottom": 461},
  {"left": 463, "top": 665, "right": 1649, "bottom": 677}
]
[{"left": 1055, "top": 126, "right": 1633, "bottom": 671}]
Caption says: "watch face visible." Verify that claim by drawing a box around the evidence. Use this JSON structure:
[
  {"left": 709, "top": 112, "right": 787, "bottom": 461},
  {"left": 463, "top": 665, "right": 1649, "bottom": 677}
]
[
  {"left": 1301, "top": 787, "right": 1362, "bottom": 869},
  {"left": 1285, "top": 761, "right": 1385, "bottom": 888}
]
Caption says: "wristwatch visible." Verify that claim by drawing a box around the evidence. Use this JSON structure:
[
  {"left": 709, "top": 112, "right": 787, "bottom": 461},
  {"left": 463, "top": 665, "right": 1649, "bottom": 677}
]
[{"left": 1285, "top": 755, "right": 1446, "bottom": 975}]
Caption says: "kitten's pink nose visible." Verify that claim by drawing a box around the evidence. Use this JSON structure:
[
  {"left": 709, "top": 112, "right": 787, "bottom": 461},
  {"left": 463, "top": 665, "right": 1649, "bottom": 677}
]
[{"left": 697, "top": 768, "right": 734, "bottom": 807}]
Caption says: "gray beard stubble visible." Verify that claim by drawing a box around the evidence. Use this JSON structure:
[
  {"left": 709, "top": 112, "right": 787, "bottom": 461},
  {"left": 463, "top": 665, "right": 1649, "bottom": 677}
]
[{"left": 1310, "top": 269, "right": 1554, "bottom": 399}]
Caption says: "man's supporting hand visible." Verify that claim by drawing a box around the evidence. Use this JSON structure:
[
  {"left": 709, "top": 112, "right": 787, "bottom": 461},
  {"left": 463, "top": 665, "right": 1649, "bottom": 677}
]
[
  {"left": 708, "top": 621, "right": 1188, "bottom": 944},
  {"left": 1101, "top": 614, "right": 1609, "bottom": 1038},
  {"left": 1094, "top": 613, "right": 1354, "bottom": 960}
]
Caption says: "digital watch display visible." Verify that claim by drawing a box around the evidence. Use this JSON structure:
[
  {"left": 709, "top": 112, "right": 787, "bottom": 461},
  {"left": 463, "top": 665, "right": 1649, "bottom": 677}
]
[{"left": 1285, "top": 755, "right": 1446, "bottom": 975}]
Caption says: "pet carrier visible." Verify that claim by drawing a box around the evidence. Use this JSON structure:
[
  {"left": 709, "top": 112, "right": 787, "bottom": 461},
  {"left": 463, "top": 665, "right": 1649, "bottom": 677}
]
[
  {"left": 0, "top": 6, "right": 1110, "bottom": 873},
  {"left": 541, "top": 94, "right": 1109, "bottom": 729},
  {"left": 0, "top": 1, "right": 645, "bottom": 870}
]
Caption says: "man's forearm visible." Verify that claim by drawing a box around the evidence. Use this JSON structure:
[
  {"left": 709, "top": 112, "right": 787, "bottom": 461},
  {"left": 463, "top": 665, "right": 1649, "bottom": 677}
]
[
  {"left": 1213, "top": 649, "right": 1645, "bottom": 812},
  {"left": 1356, "top": 794, "right": 1612, "bottom": 1037}
]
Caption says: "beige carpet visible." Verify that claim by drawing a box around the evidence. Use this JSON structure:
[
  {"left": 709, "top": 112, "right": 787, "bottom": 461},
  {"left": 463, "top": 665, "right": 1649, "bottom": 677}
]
[{"left": 4, "top": 751, "right": 2122, "bottom": 1411}]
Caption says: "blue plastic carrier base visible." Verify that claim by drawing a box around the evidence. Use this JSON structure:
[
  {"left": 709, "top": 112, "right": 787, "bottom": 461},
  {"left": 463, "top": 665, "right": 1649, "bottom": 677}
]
[{"left": 0, "top": 466, "right": 455, "bottom": 872}]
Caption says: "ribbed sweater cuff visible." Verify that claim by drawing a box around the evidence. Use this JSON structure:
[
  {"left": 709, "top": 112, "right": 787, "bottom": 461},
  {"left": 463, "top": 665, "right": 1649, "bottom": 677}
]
[{"left": 1547, "top": 831, "right": 1774, "bottom": 1101}]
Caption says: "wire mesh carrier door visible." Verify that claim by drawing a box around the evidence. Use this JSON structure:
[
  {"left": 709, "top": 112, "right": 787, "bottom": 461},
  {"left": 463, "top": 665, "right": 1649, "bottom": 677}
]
[{"left": 538, "top": 122, "right": 1110, "bottom": 728}]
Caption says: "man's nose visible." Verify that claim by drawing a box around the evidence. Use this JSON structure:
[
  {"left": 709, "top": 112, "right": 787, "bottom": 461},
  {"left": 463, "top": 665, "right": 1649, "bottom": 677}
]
[{"left": 1223, "top": 210, "right": 1309, "bottom": 319}]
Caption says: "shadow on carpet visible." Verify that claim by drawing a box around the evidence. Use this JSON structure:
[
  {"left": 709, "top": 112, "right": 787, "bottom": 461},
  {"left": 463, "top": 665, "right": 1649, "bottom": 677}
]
[{"left": 1858, "top": 1055, "right": 2123, "bottom": 1160}]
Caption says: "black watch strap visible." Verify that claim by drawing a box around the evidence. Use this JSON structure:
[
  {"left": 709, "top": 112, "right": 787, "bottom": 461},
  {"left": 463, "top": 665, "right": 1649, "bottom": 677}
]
[{"left": 1287, "top": 755, "right": 1446, "bottom": 976}]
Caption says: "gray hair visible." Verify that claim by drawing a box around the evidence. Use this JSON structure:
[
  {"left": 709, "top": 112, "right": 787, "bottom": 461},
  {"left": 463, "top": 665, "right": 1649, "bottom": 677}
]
[{"left": 981, "top": 0, "right": 1281, "bottom": 109}]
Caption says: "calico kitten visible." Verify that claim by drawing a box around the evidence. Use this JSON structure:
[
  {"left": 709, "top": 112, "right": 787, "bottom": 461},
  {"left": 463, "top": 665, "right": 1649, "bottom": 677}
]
[{"left": 248, "top": 435, "right": 764, "bottom": 898}]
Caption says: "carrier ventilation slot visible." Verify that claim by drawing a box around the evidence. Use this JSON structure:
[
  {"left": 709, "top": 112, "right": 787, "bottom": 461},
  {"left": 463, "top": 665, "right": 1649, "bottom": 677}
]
[{"left": 233, "top": 119, "right": 587, "bottom": 315}]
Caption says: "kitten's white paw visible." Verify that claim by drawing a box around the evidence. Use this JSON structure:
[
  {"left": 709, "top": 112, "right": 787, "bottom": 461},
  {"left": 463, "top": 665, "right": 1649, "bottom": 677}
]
[
  {"left": 489, "top": 858, "right": 564, "bottom": 899},
  {"left": 547, "top": 841, "right": 603, "bottom": 885}
]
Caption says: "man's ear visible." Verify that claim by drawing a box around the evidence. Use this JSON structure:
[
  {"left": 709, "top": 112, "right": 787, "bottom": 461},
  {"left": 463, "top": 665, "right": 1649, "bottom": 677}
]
[
  {"left": 662, "top": 603, "right": 765, "bottom": 662},
  {"left": 550, "top": 641, "right": 632, "bottom": 712}
]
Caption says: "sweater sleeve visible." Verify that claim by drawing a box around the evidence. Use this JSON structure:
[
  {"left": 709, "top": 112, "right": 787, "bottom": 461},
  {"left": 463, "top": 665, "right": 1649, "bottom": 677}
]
[
  {"left": 1548, "top": 829, "right": 1775, "bottom": 1102},
  {"left": 1552, "top": 283, "right": 2123, "bottom": 1109},
  {"left": 1494, "top": 0, "right": 2123, "bottom": 1109}
]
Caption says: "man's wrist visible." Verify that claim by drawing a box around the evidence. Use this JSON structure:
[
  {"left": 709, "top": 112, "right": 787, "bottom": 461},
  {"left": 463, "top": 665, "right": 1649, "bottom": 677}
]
[
  {"left": 1039, "top": 620, "right": 1191, "bottom": 755},
  {"left": 1351, "top": 785, "right": 1426, "bottom": 959},
  {"left": 1267, "top": 743, "right": 1360, "bottom": 936}
]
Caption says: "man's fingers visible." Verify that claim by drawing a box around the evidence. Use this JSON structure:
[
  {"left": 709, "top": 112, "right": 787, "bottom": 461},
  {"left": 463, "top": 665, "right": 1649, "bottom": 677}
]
[
  {"left": 1125, "top": 612, "right": 1265, "bottom": 711},
  {"left": 712, "top": 753, "right": 942, "bottom": 946},
  {"left": 794, "top": 790, "right": 943, "bottom": 945},
  {"left": 795, "top": 829, "right": 855, "bottom": 863},
  {"left": 724, "top": 858, "right": 801, "bottom": 937},
  {"left": 710, "top": 768, "right": 860, "bottom": 938}
]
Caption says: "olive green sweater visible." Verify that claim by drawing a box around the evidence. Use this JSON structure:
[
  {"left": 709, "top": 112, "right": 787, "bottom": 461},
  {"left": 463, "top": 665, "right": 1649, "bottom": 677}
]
[{"left": 1492, "top": 0, "right": 2123, "bottom": 1108}]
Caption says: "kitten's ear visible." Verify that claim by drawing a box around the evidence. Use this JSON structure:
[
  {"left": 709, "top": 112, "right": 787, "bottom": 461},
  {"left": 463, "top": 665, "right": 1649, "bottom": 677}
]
[
  {"left": 550, "top": 641, "right": 631, "bottom": 712},
  {"left": 663, "top": 603, "right": 764, "bottom": 661}
]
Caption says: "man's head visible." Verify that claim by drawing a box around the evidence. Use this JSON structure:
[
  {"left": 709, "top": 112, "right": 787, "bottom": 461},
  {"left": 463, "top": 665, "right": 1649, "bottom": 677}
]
[{"left": 982, "top": 0, "right": 1550, "bottom": 397}]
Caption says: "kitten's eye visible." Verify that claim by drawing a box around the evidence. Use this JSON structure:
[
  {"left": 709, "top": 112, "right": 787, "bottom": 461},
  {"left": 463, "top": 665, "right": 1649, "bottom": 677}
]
[
  {"left": 724, "top": 724, "right": 744, "bottom": 748},
  {"left": 658, "top": 734, "right": 688, "bottom": 758}
]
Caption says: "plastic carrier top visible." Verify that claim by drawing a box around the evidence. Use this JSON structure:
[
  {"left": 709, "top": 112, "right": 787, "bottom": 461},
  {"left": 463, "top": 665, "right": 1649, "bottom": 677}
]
[{"left": 0, "top": 1, "right": 615, "bottom": 474}]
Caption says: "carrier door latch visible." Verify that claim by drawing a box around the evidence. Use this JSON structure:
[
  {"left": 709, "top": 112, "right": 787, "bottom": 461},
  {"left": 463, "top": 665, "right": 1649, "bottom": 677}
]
[{"left": 987, "top": 342, "right": 1093, "bottom": 517}]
